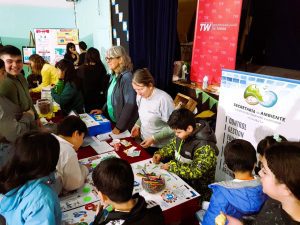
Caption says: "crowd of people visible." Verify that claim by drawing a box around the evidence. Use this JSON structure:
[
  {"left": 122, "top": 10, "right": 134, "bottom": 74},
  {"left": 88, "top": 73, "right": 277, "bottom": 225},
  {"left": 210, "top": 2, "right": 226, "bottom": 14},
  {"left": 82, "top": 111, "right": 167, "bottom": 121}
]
[{"left": 0, "top": 43, "right": 299, "bottom": 225}]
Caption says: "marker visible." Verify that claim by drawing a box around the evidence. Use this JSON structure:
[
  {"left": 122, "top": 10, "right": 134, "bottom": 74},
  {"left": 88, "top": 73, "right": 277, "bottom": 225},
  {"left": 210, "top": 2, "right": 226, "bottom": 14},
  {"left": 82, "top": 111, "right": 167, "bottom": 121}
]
[{"left": 184, "top": 184, "right": 190, "bottom": 190}]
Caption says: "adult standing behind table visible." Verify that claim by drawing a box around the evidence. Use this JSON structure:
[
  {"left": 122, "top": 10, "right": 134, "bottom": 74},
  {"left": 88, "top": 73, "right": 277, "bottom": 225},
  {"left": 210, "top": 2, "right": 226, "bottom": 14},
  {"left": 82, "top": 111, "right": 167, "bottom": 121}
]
[
  {"left": 78, "top": 41, "right": 87, "bottom": 66},
  {"left": 90, "top": 46, "right": 138, "bottom": 134},
  {"left": 0, "top": 45, "right": 38, "bottom": 121},
  {"left": 64, "top": 42, "right": 79, "bottom": 66},
  {"left": 29, "top": 54, "right": 59, "bottom": 93},
  {"left": 131, "top": 68, "right": 175, "bottom": 154},
  {"left": 77, "top": 47, "right": 108, "bottom": 112}
]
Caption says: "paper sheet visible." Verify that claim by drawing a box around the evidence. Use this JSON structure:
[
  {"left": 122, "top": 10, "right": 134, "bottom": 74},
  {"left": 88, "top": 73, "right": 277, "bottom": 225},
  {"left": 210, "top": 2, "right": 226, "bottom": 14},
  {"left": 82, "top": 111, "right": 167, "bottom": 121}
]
[
  {"left": 110, "top": 130, "right": 131, "bottom": 139},
  {"left": 90, "top": 136, "right": 114, "bottom": 154},
  {"left": 96, "top": 132, "right": 112, "bottom": 141},
  {"left": 82, "top": 136, "right": 94, "bottom": 147}
]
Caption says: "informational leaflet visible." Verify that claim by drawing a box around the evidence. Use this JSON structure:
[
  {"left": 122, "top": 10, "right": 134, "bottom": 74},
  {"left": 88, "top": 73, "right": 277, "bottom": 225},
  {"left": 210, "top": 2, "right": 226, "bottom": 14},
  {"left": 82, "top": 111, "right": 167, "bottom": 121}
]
[{"left": 61, "top": 154, "right": 200, "bottom": 224}]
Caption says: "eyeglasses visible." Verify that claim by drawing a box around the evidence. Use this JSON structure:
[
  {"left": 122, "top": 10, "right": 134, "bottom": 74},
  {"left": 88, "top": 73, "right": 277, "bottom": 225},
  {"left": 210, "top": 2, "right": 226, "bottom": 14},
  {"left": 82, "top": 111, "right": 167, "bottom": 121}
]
[{"left": 105, "top": 56, "right": 120, "bottom": 62}]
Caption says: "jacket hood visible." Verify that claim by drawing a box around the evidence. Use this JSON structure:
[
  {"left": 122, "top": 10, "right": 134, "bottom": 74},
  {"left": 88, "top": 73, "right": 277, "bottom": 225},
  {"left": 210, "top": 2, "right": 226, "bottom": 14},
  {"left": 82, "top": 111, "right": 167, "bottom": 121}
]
[
  {"left": 209, "top": 179, "right": 267, "bottom": 213},
  {"left": 0, "top": 176, "right": 49, "bottom": 213},
  {"left": 193, "top": 121, "right": 217, "bottom": 143}
]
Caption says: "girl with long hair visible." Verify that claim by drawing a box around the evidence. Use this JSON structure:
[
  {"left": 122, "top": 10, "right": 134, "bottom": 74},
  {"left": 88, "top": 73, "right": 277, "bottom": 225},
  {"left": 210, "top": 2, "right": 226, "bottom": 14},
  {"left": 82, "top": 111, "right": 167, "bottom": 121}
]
[
  {"left": 51, "top": 59, "right": 84, "bottom": 115},
  {"left": 29, "top": 54, "right": 59, "bottom": 92},
  {"left": 77, "top": 47, "right": 108, "bottom": 112}
]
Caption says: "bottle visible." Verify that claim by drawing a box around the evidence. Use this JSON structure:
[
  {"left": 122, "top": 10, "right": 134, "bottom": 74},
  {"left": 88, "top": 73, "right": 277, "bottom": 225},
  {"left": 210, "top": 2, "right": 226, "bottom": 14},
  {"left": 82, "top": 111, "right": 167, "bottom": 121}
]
[{"left": 202, "top": 75, "right": 208, "bottom": 90}]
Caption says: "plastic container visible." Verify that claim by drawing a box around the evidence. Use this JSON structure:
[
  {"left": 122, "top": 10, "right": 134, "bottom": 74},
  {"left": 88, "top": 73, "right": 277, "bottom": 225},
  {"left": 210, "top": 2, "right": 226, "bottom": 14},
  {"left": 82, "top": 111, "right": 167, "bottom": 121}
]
[
  {"left": 37, "top": 99, "right": 53, "bottom": 116},
  {"left": 142, "top": 176, "right": 165, "bottom": 194},
  {"left": 202, "top": 75, "right": 208, "bottom": 90}
]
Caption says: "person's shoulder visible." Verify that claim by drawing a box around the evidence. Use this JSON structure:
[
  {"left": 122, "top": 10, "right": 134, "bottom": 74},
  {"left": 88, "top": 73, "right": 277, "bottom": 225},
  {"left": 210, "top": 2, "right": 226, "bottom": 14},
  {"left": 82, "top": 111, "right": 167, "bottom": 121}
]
[
  {"left": 155, "top": 88, "right": 170, "bottom": 96},
  {"left": 57, "top": 138, "right": 76, "bottom": 156},
  {"left": 25, "top": 180, "right": 58, "bottom": 204},
  {"left": 155, "top": 88, "right": 173, "bottom": 101},
  {"left": 43, "top": 63, "right": 56, "bottom": 72},
  {"left": 0, "top": 76, "right": 15, "bottom": 91},
  {"left": 22, "top": 182, "right": 59, "bottom": 221},
  {"left": 0, "top": 76, "right": 14, "bottom": 85},
  {"left": 143, "top": 200, "right": 164, "bottom": 224},
  {"left": 145, "top": 200, "right": 162, "bottom": 212},
  {"left": 254, "top": 199, "right": 283, "bottom": 225},
  {"left": 121, "top": 70, "right": 133, "bottom": 80}
]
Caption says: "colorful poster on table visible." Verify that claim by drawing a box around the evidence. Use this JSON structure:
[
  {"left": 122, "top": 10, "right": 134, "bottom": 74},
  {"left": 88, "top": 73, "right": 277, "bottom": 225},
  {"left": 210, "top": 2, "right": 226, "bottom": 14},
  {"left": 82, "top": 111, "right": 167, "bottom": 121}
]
[
  {"left": 191, "top": 0, "right": 243, "bottom": 85},
  {"left": 61, "top": 152, "right": 119, "bottom": 224},
  {"left": 61, "top": 154, "right": 200, "bottom": 224},
  {"left": 132, "top": 159, "right": 200, "bottom": 211},
  {"left": 215, "top": 69, "right": 300, "bottom": 181},
  {"left": 34, "top": 28, "right": 79, "bottom": 65}
]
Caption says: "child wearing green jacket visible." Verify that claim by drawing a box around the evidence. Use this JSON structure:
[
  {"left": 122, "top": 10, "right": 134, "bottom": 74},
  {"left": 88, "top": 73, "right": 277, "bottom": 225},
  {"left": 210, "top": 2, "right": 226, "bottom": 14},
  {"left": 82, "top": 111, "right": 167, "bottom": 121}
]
[
  {"left": 51, "top": 59, "right": 84, "bottom": 115},
  {"left": 153, "top": 108, "right": 218, "bottom": 201}
]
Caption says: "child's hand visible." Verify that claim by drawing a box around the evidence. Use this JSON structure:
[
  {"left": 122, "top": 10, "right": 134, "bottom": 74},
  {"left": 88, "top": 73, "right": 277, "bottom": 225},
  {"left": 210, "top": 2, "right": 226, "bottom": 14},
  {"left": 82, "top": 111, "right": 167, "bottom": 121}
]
[
  {"left": 90, "top": 109, "right": 102, "bottom": 114},
  {"left": 152, "top": 153, "right": 161, "bottom": 164},
  {"left": 161, "top": 163, "right": 170, "bottom": 170}
]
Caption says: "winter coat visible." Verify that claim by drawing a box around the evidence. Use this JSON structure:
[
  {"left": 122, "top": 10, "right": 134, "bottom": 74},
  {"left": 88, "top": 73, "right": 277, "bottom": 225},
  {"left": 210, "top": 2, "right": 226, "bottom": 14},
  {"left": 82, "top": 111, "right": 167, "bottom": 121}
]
[
  {"left": 156, "top": 121, "right": 218, "bottom": 200},
  {"left": 103, "top": 70, "right": 138, "bottom": 131},
  {"left": 202, "top": 178, "right": 267, "bottom": 225},
  {"left": 0, "top": 176, "right": 62, "bottom": 225},
  {"left": 93, "top": 193, "right": 164, "bottom": 225}
]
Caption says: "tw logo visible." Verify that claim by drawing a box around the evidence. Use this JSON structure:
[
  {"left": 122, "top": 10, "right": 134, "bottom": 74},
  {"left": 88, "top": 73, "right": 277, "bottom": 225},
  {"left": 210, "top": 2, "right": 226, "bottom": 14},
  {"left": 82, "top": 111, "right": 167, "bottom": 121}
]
[{"left": 200, "top": 23, "right": 212, "bottom": 31}]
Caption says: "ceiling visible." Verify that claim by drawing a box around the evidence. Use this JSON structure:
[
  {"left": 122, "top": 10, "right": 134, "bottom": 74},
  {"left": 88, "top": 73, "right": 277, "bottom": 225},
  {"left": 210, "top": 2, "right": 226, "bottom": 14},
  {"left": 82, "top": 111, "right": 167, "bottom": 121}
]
[{"left": 0, "top": 0, "right": 74, "bottom": 8}]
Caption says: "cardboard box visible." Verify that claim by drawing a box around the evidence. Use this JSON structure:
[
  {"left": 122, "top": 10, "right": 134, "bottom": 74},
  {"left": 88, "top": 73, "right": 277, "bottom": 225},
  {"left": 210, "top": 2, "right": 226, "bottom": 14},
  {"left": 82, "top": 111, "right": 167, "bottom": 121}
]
[
  {"left": 174, "top": 93, "right": 197, "bottom": 112},
  {"left": 79, "top": 113, "right": 112, "bottom": 136}
]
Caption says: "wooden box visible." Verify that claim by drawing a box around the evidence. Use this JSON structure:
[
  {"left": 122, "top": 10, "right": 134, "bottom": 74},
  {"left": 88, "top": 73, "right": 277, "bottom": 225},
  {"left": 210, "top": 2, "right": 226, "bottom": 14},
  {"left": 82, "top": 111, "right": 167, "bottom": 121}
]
[{"left": 174, "top": 93, "right": 197, "bottom": 112}]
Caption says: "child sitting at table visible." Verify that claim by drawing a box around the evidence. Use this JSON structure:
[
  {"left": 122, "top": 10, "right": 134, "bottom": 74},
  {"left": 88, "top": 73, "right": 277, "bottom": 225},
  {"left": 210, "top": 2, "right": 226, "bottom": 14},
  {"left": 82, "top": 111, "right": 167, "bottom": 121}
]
[
  {"left": 202, "top": 139, "right": 267, "bottom": 225},
  {"left": 152, "top": 108, "right": 218, "bottom": 201},
  {"left": 0, "top": 131, "right": 61, "bottom": 224},
  {"left": 54, "top": 115, "right": 89, "bottom": 193},
  {"left": 92, "top": 157, "right": 165, "bottom": 225}
]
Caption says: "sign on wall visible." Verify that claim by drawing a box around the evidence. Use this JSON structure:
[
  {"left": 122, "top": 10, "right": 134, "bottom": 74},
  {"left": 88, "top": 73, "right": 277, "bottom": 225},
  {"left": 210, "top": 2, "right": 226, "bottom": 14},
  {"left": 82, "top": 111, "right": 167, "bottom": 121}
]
[
  {"left": 22, "top": 46, "right": 36, "bottom": 64},
  {"left": 34, "top": 28, "right": 79, "bottom": 65},
  {"left": 191, "top": 0, "right": 243, "bottom": 85},
  {"left": 215, "top": 69, "right": 300, "bottom": 181}
]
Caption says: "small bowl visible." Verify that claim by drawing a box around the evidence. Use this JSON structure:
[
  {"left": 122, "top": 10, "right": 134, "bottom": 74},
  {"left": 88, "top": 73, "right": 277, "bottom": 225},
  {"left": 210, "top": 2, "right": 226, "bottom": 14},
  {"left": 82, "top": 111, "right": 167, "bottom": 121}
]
[{"left": 142, "top": 176, "right": 165, "bottom": 194}]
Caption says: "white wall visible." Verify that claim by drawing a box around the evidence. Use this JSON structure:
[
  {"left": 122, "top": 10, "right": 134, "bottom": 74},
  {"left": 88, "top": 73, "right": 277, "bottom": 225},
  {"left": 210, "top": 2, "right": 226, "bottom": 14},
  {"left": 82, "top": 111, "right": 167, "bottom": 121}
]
[
  {"left": 0, "top": 1, "right": 74, "bottom": 50},
  {"left": 76, "top": 0, "right": 112, "bottom": 62}
]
